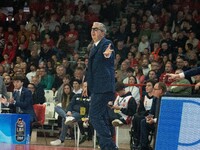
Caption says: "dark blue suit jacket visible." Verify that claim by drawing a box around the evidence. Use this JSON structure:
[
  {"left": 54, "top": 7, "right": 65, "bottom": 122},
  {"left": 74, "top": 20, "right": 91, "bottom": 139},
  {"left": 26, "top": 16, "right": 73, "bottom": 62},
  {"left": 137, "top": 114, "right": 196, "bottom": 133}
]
[
  {"left": 12, "top": 87, "right": 36, "bottom": 122},
  {"left": 184, "top": 66, "right": 200, "bottom": 78},
  {"left": 149, "top": 97, "right": 160, "bottom": 119},
  {"left": 87, "top": 37, "right": 115, "bottom": 94}
]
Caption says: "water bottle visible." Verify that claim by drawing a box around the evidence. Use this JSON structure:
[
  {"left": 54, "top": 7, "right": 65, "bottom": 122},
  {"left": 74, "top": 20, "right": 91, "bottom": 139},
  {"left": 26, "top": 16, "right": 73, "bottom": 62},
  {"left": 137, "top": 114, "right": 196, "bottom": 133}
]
[
  {"left": 26, "top": 134, "right": 30, "bottom": 144},
  {"left": 16, "top": 118, "right": 25, "bottom": 142}
]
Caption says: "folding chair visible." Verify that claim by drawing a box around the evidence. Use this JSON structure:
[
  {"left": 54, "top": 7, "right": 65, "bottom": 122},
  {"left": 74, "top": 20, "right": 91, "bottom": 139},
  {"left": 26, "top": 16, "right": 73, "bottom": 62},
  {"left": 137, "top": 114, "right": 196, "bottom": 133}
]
[
  {"left": 44, "top": 90, "right": 54, "bottom": 102},
  {"left": 32, "top": 104, "right": 47, "bottom": 145}
]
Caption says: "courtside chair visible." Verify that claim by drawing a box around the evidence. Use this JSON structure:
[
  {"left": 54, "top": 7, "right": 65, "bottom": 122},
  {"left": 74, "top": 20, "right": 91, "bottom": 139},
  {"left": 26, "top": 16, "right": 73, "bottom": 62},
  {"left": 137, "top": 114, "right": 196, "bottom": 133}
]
[
  {"left": 44, "top": 90, "right": 54, "bottom": 102},
  {"left": 32, "top": 104, "right": 47, "bottom": 145}
]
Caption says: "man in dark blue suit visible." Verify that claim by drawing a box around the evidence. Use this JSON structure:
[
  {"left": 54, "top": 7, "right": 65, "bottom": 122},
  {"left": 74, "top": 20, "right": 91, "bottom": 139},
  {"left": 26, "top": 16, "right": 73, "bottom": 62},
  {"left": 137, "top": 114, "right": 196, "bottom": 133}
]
[
  {"left": 0, "top": 75, "right": 36, "bottom": 122},
  {"left": 85, "top": 22, "right": 117, "bottom": 150},
  {"left": 140, "top": 82, "right": 167, "bottom": 150}
]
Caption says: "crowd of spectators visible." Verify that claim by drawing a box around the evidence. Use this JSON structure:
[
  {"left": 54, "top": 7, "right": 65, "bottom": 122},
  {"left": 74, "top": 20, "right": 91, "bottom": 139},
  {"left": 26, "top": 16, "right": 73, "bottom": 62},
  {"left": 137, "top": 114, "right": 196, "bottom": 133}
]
[
  {"left": 0, "top": 0, "right": 200, "bottom": 100},
  {"left": 0, "top": 0, "right": 200, "bottom": 149}
]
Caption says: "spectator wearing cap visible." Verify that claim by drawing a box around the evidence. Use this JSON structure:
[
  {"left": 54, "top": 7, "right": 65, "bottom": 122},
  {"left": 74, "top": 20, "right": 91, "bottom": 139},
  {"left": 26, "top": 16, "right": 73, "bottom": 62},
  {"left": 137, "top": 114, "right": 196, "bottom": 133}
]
[{"left": 108, "top": 82, "right": 137, "bottom": 127}]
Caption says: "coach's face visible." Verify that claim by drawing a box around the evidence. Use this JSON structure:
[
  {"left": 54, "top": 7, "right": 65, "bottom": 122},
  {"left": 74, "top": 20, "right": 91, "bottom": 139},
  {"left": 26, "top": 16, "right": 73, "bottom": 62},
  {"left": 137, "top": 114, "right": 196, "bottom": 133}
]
[{"left": 91, "top": 22, "right": 104, "bottom": 43}]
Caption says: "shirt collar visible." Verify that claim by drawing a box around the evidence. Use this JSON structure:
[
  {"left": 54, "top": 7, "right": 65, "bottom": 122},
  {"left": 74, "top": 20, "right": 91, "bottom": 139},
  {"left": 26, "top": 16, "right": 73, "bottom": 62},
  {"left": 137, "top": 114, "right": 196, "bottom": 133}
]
[
  {"left": 94, "top": 40, "right": 100, "bottom": 46},
  {"left": 15, "top": 87, "right": 23, "bottom": 94}
]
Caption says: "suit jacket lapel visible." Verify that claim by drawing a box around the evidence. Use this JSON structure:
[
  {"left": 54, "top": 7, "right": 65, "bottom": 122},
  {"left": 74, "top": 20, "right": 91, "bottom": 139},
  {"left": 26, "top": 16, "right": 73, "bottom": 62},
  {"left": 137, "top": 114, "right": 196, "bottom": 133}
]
[
  {"left": 89, "top": 38, "right": 105, "bottom": 58},
  {"left": 89, "top": 45, "right": 98, "bottom": 58}
]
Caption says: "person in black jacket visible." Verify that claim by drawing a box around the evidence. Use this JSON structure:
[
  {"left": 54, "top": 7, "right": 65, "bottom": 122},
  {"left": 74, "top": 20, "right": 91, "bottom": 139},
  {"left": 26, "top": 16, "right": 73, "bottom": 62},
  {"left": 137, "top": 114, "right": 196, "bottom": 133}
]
[
  {"left": 132, "top": 79, "right": 156, "bottom": 147},
  {"left": 27, "top": 83, "right": 45, "bottom": 105},
  {"left": 140, "top": 82, "right": 167, "bottom": 150},
  {"left": 50, "top": 82, "right": 91, "bottom": 146},
  {"left": 30, "top": 76, "right": 45, "bottom": 104}
]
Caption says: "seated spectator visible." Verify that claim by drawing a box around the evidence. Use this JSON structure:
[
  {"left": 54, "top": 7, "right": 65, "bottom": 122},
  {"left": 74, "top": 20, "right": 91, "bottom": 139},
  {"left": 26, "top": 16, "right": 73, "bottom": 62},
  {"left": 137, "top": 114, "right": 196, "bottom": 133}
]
[
  {"left": 72, "top": 79, "right": 82, "bottom": 94},
  {"left": 134, "top": 65, "right": 145, "bottom": 84},
  {"left": 168, "top": 69, "right": 192, "bottom": 95},
  {"left": 125, "top": 75, "right": 140, "bottom": 105},
  {"left": 50, "top": 82, "right": 91, "bottom": 146},
  {"left": 193, "top": 74, "right": 200, "bottom": 94},
  {"left": 52, "top": 65, "right": 66, "bottom": 93},
  {"left": 65, "top": 22, "right": 79, "bottom": 53},
  {"left": 0, "top": 75, "right": 36, "bottom": 123},
  {"left": 132, "top": 79, "right": 156, "bottom": 148},
  {"left": 29, "top": 75, "right": 46, "bottom": 104},
  {"left": 145, "top": 70, "right": 158, "bottom": 83},
  {"left": 54, "top": 83, "right": 74, "bottom": 136},
  {"left": 141, "top": 58, "right": 150, "bottom": 77},
  {"left": 3, "top": 74, "right": 14, "bottom": 92},
  {"left": 26, "top": 64, "right": 37, "bottom": 82},
  {"left": 123, "top": 67, "right": 134, "bottom": 84},
  {"left": 39, "top": 67, "right": 54, "bottom": 90},
  {"left": 2, "top": 42, "right": 16, "bottom": 63},
  {"left": 127, "top": 52, "right": 137, "bottom": 68},
  {"left": 16, "top": 34, "right": 29, "bottom": 60},
  {"left": 109, "top": 82, "right": 137, "bottom": 127},
  {"left": 159, "top": 61, "right": 174, "bottom": 85},
  {"left": 54, "top": 75, "right": 72, "bottom": 104},
  {"left": 27, "top": 83, "right": 37, "bottom": 104},
  {"left": 140, "top": 82, "right": 167, "bottom": 150},
  {"left": 13, "top": 66, "right": 30, "bottom": 88}
]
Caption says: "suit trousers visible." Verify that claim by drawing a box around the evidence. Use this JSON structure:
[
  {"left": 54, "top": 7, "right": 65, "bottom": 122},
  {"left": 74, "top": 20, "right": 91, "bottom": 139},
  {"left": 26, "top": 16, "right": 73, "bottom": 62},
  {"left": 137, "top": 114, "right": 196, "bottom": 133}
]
[
  {"left": 140, "top": 119, "right": 155, "bottom": 148},
  {"left": 89, "top": 92, "right": 117, "bottom": 150}
]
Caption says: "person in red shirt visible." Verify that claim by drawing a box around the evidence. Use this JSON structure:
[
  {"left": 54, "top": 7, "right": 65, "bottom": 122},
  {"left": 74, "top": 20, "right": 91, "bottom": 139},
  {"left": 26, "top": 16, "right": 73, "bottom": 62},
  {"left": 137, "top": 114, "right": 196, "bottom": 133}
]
[
  {"left": 65, "top": 22, "right": 79, "bottom": 53},
  {"left": 2, "top": 42, "right": 16, "bottom": 63}
]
